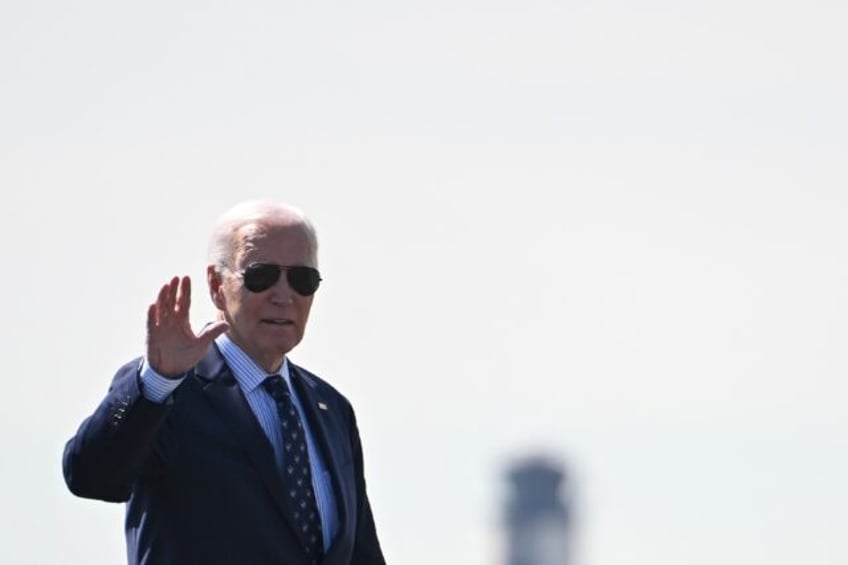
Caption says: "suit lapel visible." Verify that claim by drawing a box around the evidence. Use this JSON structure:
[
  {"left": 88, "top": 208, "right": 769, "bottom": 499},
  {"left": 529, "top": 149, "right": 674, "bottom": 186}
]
[
  {"left": 194, "top": 347, "right": 303, "bottom": 543},
  {"left": 290, "top": 365, "right": 352, "bottom": 562}
]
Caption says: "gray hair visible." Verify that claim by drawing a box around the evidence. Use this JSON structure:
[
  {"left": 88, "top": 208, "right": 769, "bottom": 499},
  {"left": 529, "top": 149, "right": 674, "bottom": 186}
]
[{"left": 207, "top": 200, "right": 319, "bottom": 272}]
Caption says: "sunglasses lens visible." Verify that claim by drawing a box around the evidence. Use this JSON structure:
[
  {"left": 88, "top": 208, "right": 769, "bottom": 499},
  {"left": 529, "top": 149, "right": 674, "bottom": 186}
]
[
  {"left": 241, "top": 264, "right": 321, "bottom": 295},
  {"left": 242, "top": 263, "right": 282, "bottom": 292},
  {"left": 286, "top": 266, "right": 321, "bottom": 296}
]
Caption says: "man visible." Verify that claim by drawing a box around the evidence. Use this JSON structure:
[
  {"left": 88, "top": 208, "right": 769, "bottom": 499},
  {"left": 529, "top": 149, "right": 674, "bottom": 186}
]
[{"left": 63, "top": 200, "right": 386, "bottom": 565}]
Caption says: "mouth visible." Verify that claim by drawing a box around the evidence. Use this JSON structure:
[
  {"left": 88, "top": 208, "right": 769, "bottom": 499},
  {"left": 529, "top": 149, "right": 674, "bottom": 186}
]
[{"left": 261, "top": 318, "right": 295, "bottom": 326}]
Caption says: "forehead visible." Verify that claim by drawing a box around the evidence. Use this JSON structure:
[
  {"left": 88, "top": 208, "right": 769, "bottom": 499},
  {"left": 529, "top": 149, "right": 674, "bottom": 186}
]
[{"left": 232, "top": 221, "right": 316, "bottom": 266}]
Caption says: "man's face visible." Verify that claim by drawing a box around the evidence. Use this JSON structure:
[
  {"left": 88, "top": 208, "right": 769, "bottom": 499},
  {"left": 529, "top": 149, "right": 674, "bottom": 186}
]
[{"left": 208, "top": 221, "right": 316, "bottom": 373}]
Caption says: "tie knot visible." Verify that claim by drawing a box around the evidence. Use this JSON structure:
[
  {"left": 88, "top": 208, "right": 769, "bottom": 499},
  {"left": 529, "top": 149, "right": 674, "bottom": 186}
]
[{"left": 263, "top": 375, "right": 291, "bottom": 403}]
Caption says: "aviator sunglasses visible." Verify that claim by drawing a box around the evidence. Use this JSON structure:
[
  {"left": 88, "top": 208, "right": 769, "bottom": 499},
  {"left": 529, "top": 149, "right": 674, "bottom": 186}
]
[{"left": 237, "top": 262, "right": 322, "bottom": 296}]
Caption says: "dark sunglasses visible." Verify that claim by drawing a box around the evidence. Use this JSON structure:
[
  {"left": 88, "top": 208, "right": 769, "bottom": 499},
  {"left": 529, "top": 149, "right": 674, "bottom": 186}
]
[{"left": 238, "top": 263, "right": 322, "bottom": 296}]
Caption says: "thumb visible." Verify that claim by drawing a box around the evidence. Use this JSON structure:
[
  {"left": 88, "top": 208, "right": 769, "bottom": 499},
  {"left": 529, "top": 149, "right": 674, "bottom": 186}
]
[{"left": 197, "top": 321, "right": 230, "bottom": 346}]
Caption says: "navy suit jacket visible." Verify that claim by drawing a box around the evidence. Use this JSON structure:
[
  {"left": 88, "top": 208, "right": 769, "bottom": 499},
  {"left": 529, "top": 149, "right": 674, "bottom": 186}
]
[{"left": 63, "top": 345, "right": 385, "bottom": 565}]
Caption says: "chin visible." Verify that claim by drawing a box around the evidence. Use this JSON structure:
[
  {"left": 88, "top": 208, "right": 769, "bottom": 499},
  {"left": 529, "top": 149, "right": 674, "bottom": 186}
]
[{"left": 272, "top": 338, "right": 302, "bottom": 356}]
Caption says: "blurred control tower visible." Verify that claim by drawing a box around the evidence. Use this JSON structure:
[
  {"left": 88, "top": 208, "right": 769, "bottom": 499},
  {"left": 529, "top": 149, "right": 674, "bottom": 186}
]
[{"left": 504, "top": 456, "right": 571, "bottom": 565}]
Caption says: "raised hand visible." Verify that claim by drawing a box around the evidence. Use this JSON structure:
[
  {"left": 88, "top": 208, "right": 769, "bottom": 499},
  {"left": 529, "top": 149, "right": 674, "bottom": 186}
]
[{"left": 146, "top": 276, "right": 229, "bottom": 378}]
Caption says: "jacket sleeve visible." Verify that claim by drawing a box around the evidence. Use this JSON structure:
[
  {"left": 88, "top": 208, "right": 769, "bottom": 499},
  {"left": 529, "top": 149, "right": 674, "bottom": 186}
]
[
  {"left": 348, "top": 406, "right": 387, "bottom": 565},
  {"left": 62, "top": 358, "right": 174, "bottom": 502}
]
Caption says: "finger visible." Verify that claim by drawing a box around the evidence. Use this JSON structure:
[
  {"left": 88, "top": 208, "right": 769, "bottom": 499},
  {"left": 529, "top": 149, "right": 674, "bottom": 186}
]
[
  {"left": 176, "top": 276, "right": 192, "bottom": 317},
  {"left": 162, "top": 276, "right": 180, "bottom": 318},
  {"left": 145, "top": 302, "right": 163, "bottom": 367},
  {"left": 154, "top": 282, "right": 172, "bottom": 324},
  {"left": 146, "top": 302, "right": 158, "bottom": 333}
]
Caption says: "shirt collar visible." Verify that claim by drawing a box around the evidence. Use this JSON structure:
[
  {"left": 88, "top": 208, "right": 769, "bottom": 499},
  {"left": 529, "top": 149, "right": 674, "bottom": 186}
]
[{"left": 215, "top": 333, "right": 291, "bottom": 393}]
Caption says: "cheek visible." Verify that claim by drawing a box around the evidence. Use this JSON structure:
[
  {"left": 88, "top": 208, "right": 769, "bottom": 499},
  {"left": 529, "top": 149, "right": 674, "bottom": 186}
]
[
  {"left": 297, "top": 297, "right": 314, "bottom": 318},
  {"left": 295, "top": 296, "right": 315, "bottom": 314},
  {"left": 218, "top": 284, "right": 250, "bottom": 316},
  {"left": 239, "top": 294, "right": 268, "bottom": 318}
]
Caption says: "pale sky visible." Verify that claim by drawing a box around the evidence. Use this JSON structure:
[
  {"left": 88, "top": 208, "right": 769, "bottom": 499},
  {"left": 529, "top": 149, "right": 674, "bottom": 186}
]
[{"left": 1, "top": 1, "right": 846, "bottom": 564}]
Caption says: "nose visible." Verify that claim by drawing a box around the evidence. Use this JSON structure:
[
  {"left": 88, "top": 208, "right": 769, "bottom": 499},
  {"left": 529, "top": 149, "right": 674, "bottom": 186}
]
[{"left": 268, "top": 272, "right": 295, "bottom": 305}]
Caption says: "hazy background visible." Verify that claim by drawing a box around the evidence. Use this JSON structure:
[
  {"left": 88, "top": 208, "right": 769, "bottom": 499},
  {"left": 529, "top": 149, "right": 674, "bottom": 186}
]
[{"left": 1, "top": 0, "right": 846, "bottom": 563}]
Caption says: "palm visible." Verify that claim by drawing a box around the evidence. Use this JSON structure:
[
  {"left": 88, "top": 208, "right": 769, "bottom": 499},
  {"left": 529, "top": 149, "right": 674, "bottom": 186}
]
[{"left": 146, "top": 276, "right": 228, "bottom": 378}]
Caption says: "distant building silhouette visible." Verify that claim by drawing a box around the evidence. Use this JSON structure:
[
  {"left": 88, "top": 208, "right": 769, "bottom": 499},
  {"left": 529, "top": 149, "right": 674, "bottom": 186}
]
[{"left": 504, "top": 456, "right": 571, "bottom": 565}]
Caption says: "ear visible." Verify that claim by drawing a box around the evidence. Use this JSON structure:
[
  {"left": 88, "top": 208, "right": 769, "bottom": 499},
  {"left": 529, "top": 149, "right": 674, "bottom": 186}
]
[{"left": 207, "top": 265, "right": 226, "bottom": 310}]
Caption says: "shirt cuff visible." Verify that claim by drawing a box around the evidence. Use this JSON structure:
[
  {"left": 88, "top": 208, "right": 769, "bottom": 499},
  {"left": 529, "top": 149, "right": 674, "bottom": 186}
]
[{"left": 139, "top": 358, "right": 186, "bottom": 403}]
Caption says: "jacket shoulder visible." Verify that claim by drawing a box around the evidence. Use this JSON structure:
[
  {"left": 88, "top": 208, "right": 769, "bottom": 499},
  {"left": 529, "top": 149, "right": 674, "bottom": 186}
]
[{"left": 290, "top": 362, "right": 354, "bottom": 410}]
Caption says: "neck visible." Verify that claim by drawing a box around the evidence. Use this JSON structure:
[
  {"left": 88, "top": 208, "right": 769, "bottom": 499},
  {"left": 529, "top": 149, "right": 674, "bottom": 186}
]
[{"left": 223, "top": 331, "right": 285, "bottom": 374}]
